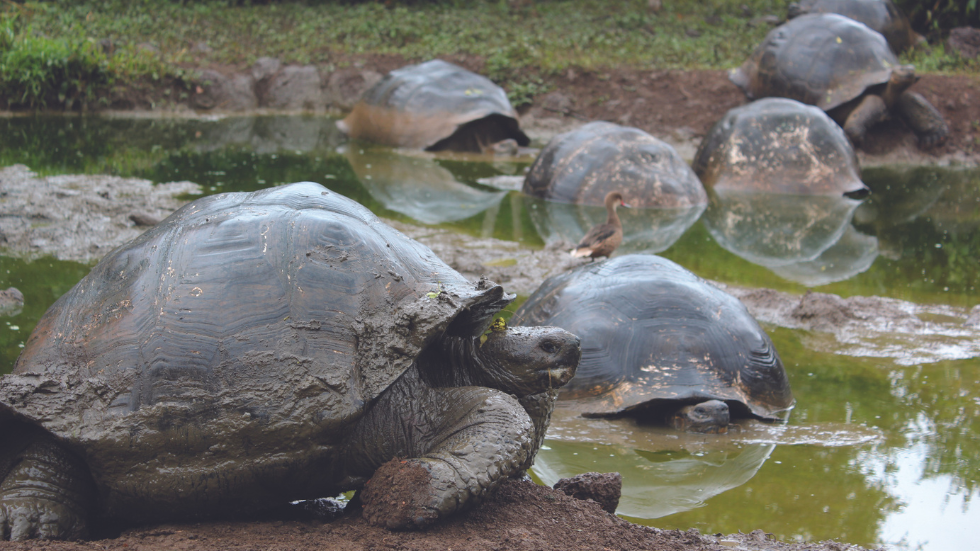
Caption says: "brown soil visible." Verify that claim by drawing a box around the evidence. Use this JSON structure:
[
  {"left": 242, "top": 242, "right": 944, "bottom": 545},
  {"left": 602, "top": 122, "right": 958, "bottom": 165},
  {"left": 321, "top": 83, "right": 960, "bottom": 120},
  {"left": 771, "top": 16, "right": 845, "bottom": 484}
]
[{"left": 0, "top": 479, "right": 871, "bottom": 551}]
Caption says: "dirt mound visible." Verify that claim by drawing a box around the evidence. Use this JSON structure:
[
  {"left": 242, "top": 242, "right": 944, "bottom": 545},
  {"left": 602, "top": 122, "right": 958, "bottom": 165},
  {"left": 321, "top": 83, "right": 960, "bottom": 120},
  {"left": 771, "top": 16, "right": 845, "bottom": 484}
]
[{"left": 0, "top": 478, "right": 877, "bottom": 550}]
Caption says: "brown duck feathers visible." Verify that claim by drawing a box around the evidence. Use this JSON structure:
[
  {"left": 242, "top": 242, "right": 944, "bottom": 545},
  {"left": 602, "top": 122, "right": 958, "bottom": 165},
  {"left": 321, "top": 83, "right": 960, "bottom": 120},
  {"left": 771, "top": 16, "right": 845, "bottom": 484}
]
[{"left": 571, "top": 191, "right": 629, "bottom": 259}]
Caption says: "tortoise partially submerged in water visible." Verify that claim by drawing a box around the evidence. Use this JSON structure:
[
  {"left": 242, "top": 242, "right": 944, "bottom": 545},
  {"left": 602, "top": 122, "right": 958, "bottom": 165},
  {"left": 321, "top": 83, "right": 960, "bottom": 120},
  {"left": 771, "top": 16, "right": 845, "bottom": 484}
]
[
  {"left": 730, "top": 13, "right": 948, "bottom": 148},
  {"left": 0, "top": 182, "right": 580, "bottom": 539},
  {"left": 522, "top": 121, "right": 707, "bottom": 209},
  {"left": 512, "top": 255, "right": 793, "bottom": 433},
  {"left": 337, "top": 59, "right": 530, "bottom": 153},
  {"left": 693, "top": 98, "right": 869, "bottom": 197},
  {"left": 787, "top": 0, "right": 925, "bottom": 53}
]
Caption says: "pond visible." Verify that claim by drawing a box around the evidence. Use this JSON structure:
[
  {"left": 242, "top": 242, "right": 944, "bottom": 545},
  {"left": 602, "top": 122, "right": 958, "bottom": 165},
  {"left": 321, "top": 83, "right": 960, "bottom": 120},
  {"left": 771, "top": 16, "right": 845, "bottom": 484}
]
[{"left": 1, "top": 115, "right": 978, "bottom": 550}]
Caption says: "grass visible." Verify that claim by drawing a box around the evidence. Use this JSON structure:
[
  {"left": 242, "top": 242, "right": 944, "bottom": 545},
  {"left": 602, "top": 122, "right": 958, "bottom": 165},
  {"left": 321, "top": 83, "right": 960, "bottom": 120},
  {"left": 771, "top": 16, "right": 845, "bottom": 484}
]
[{"left": 0, "top": 0, "right": 977, "bottom": 109}]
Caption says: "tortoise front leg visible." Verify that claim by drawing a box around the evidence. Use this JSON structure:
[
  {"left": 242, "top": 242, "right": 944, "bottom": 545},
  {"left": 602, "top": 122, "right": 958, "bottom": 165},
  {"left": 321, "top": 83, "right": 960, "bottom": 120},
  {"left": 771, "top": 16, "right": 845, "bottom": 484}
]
[
  {"left": 839, "top": 94, "right": 888, "bottom": 146},
  {"left": 897, "top": 91, "right": 949, "bottom": 148},
  {"left": 0, "top": 424, "right": 95, "bottom": 540},
  {"left": 346, "top": 368, "right": 533, "bottom": 529}
]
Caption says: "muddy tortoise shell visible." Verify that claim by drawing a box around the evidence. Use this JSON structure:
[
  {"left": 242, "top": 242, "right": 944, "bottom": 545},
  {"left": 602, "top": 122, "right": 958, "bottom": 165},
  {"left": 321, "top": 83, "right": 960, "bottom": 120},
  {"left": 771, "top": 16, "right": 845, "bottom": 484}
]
[
  {"left": 730, "top": 14, "right": 902, "bottom": 112},
  {"left": 692, "top": 97, "right": 868, "bottom": 196},
  {"left": 522, "top": 121, "right": 707, "bottom": 209},
  {"left": 337, "top": 59, "right": 529, "bottom": 152},
  {"left": 511, "top": 254, "right": 794, "bottom": 421},
  {"left": 787, "top": 0, "right": 923, "bottom": 53},
  {"left": 1, "top": 182, "right": 512, "bottom": 523}
]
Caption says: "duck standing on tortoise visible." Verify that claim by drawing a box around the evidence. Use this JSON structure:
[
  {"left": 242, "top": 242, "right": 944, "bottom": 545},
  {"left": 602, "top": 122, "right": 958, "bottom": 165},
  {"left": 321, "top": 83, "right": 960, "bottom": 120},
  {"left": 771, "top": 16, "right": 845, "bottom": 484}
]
[
  {"left": 512, "top": 255, "right": 794, "bottom": 433},
  {"left": 0, "top": 182, "right": 580, "bottom": 540},
  {"left": 337, "top": 59, "right": 530, "bottom": 154},
  {"left": 570, "top": 191, "right": 630, "bottom": 260},
  {"left": 730, "top": 13, "right": 948, "bottom": 148}
]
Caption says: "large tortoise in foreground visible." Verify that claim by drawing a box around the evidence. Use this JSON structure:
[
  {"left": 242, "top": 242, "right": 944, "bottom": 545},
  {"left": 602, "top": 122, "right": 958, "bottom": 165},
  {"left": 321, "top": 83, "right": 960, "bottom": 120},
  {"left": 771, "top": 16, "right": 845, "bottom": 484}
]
[
  {"left": 512, "top": 255, "right": 793, "bottom": 433},
  {"left": 337, "top": 59, "right": 530, "bottom": 153},
  {"left": 0, "top": 182, "right": 580, "bottom": 540},
  {"left": 730, "top": 13, "right": 948, "bottom": 148}
]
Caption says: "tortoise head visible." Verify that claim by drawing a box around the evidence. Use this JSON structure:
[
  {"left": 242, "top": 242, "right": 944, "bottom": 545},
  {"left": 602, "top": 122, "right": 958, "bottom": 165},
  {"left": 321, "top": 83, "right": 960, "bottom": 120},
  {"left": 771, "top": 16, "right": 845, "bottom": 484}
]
[
  {"left": 668, "top": 400, "right": 731, "bottom": 433},
  {"left": 477, "top": 326, "right": 581, "bottom": 397},
  {"left": 883, "top": 64, "right": 918, "bottom": 105}
]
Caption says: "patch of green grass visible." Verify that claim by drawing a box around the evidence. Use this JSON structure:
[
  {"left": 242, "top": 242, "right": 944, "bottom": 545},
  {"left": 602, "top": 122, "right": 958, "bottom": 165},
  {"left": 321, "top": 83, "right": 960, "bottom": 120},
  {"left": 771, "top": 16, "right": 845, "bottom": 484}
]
[{"left": 1, "top": 0, "right": 975, "bottom": 110}]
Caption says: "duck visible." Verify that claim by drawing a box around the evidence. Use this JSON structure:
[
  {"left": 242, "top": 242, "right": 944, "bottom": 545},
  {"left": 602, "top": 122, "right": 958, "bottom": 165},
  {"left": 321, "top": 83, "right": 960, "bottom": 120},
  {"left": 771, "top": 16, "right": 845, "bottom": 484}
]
[{"left": 570, "top": 191, "right": 630, "bottom": 260}]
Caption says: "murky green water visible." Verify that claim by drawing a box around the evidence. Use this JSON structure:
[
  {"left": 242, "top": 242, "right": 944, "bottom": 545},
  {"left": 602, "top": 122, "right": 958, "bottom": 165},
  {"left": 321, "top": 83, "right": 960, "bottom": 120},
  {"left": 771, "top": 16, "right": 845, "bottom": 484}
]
[{"left": 1, "top": 115, "right": 978, "bottom": 550}]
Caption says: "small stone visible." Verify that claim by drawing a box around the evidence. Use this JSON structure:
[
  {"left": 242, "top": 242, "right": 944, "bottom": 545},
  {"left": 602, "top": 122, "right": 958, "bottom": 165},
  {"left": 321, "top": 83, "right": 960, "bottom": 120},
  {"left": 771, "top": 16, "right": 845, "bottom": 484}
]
[
  {"left": 0, "top": 287, "right": 24, "bottom": 317},
  {"left": 553, "top": 471, "right": 622, "bottom": 514}
]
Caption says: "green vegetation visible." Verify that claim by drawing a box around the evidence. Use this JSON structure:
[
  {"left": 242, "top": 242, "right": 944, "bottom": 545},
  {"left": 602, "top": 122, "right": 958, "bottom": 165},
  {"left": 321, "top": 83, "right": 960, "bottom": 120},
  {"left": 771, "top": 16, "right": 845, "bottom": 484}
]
[{"left": 1, "top": 0, "right": 976, "bottom": 111}]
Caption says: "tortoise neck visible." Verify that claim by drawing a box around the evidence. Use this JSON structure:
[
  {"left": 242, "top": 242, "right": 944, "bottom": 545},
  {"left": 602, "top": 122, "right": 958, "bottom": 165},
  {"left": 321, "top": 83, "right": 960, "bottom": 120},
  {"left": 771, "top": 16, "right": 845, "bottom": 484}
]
[{"left": 417, "top": 336, "right": 487, "bottom": 388}]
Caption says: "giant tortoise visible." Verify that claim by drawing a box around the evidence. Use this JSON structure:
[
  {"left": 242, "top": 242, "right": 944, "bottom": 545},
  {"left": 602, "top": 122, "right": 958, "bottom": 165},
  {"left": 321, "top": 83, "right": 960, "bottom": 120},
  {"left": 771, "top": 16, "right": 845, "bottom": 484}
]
[
  {"left": 512, "top": 254, "right": 793, "bottom": 433},
  {"left": 692, "top": 97, "right": 869, "bottom": 197},
  {"left": 730, "top": 13, "right": 948, "bottom": 148},
  {"left": 787, "top": 0, "right": 925, "bottom": 53},
  {"left": 522, "top": 121, "right": 706, "bottom": 208},
  {"left": 0, "top": 182, "right": 580, "bottom": 540},
  {"left": 337, "top": 59, "right": 530, "bottom": 153}
]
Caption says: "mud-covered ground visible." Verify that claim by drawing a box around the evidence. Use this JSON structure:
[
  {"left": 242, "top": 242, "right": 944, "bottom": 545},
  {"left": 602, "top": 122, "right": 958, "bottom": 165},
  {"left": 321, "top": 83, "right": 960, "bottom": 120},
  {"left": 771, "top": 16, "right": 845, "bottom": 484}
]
[
  {"left": 0, "top": 478, "right": 873, "bottom": 551},
  {"left": 6, "top": 63, "right": 978, "bottom": 550}
]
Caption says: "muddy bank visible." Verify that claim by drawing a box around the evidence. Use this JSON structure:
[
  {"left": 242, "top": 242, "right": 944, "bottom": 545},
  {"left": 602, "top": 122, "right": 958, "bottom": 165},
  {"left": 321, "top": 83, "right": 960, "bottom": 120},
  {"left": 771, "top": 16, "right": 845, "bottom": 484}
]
[
  {"left": 0, "top": 165, "right": 201, "bottom": 263},
  {"left": 19, "top": 55, "right": 976, "bottom": 167},
  {"left": 0, "top": 478, "right": 875, "bottom": 551}
]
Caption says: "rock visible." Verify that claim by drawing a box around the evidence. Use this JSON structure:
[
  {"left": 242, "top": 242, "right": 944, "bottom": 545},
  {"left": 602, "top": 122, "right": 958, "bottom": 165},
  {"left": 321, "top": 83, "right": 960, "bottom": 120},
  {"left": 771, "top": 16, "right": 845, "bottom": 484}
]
[
  {"left": 326, "top": 68, "right": 383, "bottom": 111},
  {"left": 251, "top": 56, "right": 282, "bottom": 83},
  {"left": 948, "top": 27, "right": 980, "bottom": 59},
  {"left": 966, "top": 305, "right": 980, "bottom": 328},
  {"left": 553, "top": 472, "right": 622, "bottom": 514},
  {"left": 647, "top": 0, "right": 662, "bottom": 13},
  {"left": 0, "top": 287, "right": 24, "bottom": 317},
  {"left": 540, "top": 91, "right": 574, "bottom": 114},
  {"left": 191, "top": 69, "right": 258, "bottom": 111},
  {"left": 262, "top": 65, "right": 326, "bottom": 111}
]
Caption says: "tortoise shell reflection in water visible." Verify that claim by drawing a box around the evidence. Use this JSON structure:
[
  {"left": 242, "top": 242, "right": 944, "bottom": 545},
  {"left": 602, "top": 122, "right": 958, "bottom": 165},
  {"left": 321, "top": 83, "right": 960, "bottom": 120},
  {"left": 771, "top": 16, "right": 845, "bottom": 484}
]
[
  {"left": 337, "top": 59, "right": 529, "bottom": 153},
  {"left": 512, "top": 254, "right": 794, "bottom": 433}
]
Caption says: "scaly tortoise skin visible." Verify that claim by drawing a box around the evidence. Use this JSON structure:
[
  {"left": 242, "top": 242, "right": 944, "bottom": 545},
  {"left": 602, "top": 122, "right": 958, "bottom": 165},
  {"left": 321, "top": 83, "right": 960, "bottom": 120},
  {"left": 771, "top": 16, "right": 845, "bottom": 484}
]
[
  {"left": 337, "top": 59, "right": 530, "bottom": 153},
  {"left": 0, "top": 182, "right": 580, "bottom": 540},
  {"left": 730, "top": 13, "right": 948, "bottom": 148},
  {"left": 512, "top": 254, "right": 793, "bottom": 433}
]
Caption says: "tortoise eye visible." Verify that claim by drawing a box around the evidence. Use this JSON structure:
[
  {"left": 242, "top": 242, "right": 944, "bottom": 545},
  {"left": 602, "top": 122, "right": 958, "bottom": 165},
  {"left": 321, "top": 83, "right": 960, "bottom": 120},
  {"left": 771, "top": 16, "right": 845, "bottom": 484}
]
[{"left": 540, "top": 340, "right": 559, "bottom": 354}]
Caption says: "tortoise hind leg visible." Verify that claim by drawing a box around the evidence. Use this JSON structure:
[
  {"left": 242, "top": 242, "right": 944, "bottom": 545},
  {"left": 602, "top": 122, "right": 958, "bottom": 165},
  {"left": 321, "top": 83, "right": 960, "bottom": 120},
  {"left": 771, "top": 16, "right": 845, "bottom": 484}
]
[
  {"left": 0, "top": 424, "right": 95, "bottom": 540},
  {"left": 346, "top": 368, "right": 534, "bottom": 529},
  {"left": 897, "top": 91, "right": 949, "bottom": 148}
]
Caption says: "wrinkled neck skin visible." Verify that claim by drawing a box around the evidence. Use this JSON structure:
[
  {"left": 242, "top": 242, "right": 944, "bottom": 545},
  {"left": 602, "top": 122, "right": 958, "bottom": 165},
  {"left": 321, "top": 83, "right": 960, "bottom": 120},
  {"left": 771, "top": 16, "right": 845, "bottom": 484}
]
[
  {"left": 417, "top": 335, "right": 559, "bottom": 463},
  {"left": 419, "top": 336, "right": 541, "bottom": 397}
]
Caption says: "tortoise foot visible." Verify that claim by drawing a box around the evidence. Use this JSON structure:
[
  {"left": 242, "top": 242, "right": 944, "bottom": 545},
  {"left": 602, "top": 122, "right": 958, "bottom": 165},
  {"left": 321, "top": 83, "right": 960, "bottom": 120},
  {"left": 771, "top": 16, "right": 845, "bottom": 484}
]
[
  {"left": 0, "top": 498, "right": 87, "bottom": 541},
  {"left": 917, "top": 129, "right": 949, "bottom": 149},
  {"left": 360, "top": 458, "right": 449, "bottom": 530}
]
